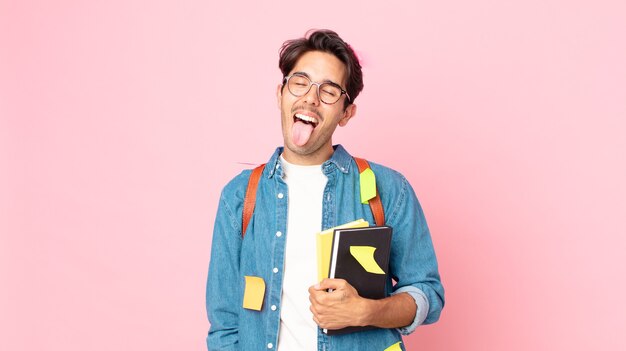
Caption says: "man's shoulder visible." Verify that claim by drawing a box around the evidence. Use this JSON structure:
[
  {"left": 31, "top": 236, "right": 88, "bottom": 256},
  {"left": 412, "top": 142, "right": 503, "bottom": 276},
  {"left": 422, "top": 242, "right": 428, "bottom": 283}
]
[
  {"left": 359, "top": 158, "right": 426, "bottom": 226},
  {"left": 339, "top": 145, "right": 407, "bottom": 184},
  {"left": 222, "top": 147, "right": 282, "bottom": 195},
  {"left": 219, "top": 168, "right": 255, "bottom": 202},
  {"left": 356, "top": 158, "right": 419, "bottom": 206},
  {"left": 361, "top": 159, "right": 408, "bottom": 187}
]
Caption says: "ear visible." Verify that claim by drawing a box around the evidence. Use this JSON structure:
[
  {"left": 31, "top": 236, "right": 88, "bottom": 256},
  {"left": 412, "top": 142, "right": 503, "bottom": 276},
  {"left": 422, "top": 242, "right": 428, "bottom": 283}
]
[
  {"left": 276, "top": 84, "right": 283, "bottom": 110},
  {"left": 338, "top": 104, "right": 357, "bottom": 127}
]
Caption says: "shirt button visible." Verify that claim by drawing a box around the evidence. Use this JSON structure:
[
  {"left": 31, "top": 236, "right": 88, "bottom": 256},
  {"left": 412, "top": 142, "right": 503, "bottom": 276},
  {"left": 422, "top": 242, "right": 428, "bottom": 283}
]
[
  {"left": 276, "top": 231, "right": 282, "bottom": 237},
  {"left": 271, "top": 305, "right": 277, "bottom": 311},
  {"left": 277, "top": 193, "right": 284, "bottom": 199},
  {"left": 267, "top": 343, "right": 273, "bottom": 349},
  {"left": 273, "top": 267, "right": 278, "bottom": 273}
]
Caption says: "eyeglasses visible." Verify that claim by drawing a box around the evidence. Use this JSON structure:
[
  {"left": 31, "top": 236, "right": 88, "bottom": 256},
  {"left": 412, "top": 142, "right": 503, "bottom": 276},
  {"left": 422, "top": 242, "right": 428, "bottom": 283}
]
[{"left": 283, "top": 74, "right": 351, "bottom": 105}]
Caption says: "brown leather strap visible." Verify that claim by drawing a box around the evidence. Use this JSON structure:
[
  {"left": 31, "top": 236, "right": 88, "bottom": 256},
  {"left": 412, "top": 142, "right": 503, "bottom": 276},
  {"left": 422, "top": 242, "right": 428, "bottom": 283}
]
[
  {"left": 242, "top": 163, "right": 266, "bottom": 237},
  {"left": 354, "top": 157, "right": 385, "bottom": 226}
]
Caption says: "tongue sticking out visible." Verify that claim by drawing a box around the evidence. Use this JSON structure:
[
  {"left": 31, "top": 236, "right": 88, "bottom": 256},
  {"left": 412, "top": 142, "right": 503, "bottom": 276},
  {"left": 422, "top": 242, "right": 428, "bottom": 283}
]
[{"left": 292, "top": 120, "right": 314, "bottom": 146}]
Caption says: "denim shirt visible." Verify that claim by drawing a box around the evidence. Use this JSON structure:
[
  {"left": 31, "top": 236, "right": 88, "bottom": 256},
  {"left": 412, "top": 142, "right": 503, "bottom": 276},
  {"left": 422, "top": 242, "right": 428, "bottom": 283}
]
[{"left": 207, "top": 145, "right": 444, "bottom": 351}]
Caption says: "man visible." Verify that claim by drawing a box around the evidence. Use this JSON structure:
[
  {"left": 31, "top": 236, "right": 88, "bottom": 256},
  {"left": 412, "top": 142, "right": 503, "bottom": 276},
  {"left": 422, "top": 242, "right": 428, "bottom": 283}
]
[{"left": 206, "top": 29, "right": 444, "bottom": 351}]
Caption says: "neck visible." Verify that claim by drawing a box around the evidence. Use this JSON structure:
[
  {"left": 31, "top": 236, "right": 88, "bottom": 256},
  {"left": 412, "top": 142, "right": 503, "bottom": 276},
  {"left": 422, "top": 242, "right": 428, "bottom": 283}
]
[{"left": 281, "top": 144, "right": 333, "bottom": 166}]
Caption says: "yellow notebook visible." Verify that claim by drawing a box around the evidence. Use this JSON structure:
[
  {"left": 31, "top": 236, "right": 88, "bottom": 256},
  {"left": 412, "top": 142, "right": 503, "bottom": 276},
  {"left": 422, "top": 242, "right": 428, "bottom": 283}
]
[{"left": 316, "top": 219, "right": 369, "bottom": 282}]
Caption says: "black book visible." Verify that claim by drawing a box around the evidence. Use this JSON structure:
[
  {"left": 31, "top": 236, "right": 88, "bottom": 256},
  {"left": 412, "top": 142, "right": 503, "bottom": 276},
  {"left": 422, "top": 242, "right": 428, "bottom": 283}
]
[{"left": 324, "top": 226, "right": 393, "bottom": 335}]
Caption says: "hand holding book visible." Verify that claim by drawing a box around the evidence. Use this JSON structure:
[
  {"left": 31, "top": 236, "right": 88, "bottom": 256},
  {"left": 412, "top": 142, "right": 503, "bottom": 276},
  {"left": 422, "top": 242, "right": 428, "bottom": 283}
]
[
  {"left": 308, "top": 278, "right": 371, "bottom": 331},
  {"left": 308, "top": 278, "right": 418, "bottom": 336},
  {"left": 324, "top": 225, "right": 393, "bottom": 334},
  {"left": 310, "top": 224, "right": 419, "bottom": 335}
]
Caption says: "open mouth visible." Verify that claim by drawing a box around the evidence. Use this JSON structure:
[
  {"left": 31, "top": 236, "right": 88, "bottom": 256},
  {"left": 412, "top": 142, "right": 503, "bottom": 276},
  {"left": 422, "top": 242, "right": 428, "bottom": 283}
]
[
  {"left": 291, "top": 112, "right": 320, "bottom": 146},
  {"left": 293, "top": 113, "right": 319, "bottom": 127}
]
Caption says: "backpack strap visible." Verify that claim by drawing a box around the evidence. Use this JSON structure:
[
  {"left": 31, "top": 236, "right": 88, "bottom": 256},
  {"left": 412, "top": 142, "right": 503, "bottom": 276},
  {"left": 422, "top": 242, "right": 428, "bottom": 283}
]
[
  {"left": 353, "top": 157, "right": 385, "bottom": 227},
  {"left": 241, "top": 157, "right": 385, "bottom": 238},
  {"left": 242, "top": 163, "right": 266, "bottom": 237}
]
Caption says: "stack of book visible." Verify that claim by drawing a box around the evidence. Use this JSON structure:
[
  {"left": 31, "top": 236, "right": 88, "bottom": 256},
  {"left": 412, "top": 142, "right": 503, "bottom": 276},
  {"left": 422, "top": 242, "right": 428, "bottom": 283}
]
[{"left": 316, "top": 219, "right": 393, "bottom": 335}]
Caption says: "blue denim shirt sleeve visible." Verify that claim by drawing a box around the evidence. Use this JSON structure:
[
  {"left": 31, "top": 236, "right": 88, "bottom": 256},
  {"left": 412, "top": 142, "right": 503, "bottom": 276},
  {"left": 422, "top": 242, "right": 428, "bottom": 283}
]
[
  {"left": 378, "top": 167, "right": 445, "bottom": 332},
  {"left": 206, "top": 180, "right": 246, "bottom": 350},
  {"left": 391, "top": 286, "right": 429, "bottom": 335}
]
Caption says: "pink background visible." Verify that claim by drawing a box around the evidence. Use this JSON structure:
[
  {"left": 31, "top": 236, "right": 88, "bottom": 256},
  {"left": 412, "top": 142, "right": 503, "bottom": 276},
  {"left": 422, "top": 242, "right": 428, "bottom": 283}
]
[{"left": 1, "top": 1, "right": 625, "bottom": 350}]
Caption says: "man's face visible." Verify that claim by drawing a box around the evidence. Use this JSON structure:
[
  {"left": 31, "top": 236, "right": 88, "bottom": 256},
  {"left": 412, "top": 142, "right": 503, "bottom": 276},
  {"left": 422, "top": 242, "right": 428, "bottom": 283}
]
[{"left": 277, "top": 50, "right": 356, "bottom": 165}]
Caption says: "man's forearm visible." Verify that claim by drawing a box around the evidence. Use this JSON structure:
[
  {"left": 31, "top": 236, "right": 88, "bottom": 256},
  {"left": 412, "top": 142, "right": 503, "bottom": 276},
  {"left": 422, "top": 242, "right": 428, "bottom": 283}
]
[
  {"left": 310, "top": 279, "right": 419, "bottom": 330},
  {"left": 360, "top": 292, "right": 417, "bottom": 328}
]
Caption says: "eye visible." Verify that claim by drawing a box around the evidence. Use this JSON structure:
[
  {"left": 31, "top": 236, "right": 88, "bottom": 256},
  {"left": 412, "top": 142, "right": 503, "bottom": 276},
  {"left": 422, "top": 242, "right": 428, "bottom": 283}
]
[
  {"left": 290, "top": 76, "right": 309, "bottom": 87},
  {"left": 322, "top": 87, "right": 339, "bottom": 97}
]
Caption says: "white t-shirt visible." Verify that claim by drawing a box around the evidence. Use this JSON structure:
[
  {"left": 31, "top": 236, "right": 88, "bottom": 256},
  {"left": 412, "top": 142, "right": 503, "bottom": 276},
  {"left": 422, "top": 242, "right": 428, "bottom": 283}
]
[{"left": 277, "top": 156, "right": 328, "bottom": 351}]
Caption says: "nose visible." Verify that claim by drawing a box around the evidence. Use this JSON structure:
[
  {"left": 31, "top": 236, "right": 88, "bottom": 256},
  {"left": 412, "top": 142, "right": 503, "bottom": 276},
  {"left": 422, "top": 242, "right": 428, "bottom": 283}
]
[{"left": 302, "top": 83, "right": 321, "bottom": 106}]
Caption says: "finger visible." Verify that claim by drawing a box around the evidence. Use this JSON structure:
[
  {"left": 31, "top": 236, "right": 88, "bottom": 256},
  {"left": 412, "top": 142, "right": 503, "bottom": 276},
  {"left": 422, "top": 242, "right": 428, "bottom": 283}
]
[
  {"left": 322, "top": 288, "right": 347, "bottom": 303},
  {"left": 312, "top": 315, "right": 321, "bottom": 327},
  {"left": 318, "top": 278, "right": 347, "bottom": 290},
  {"left": 309, "top": 289, "right": 326, "bottom": 305},
  {"left": 309, "top": 292, "right": 320, "bottom": 306},
  {"left": 310, "top": 304, "right": 324, "bottom": 317}
]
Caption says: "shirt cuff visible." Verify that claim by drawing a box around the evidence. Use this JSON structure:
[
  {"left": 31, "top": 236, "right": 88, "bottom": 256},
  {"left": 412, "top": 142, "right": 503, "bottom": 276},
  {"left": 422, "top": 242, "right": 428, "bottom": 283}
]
[{"left": 391, "top": 286, "right": 429, "bottom": 335}]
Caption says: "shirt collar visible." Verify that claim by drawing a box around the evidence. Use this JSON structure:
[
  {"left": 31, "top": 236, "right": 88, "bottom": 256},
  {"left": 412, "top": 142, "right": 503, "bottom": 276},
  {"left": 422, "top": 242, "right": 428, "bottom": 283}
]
[
  {"left": 323, "top": 144, "right": 352, "bottom": 174},
  {"left": 266, "top": 144, "right": 352, "bottom": 178}
]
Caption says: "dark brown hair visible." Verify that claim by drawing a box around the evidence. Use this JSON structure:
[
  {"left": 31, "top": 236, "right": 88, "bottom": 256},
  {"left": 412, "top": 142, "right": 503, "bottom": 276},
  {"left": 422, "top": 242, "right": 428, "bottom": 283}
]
[{"left": 279, "top": 29, "right": 363, "bottom": 108}]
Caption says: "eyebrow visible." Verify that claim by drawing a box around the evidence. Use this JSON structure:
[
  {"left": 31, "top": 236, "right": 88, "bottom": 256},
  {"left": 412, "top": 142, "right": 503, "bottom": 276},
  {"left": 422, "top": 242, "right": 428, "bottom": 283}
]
[{"left": 292, "top": 71, "right": 343, "bottom": 88}]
